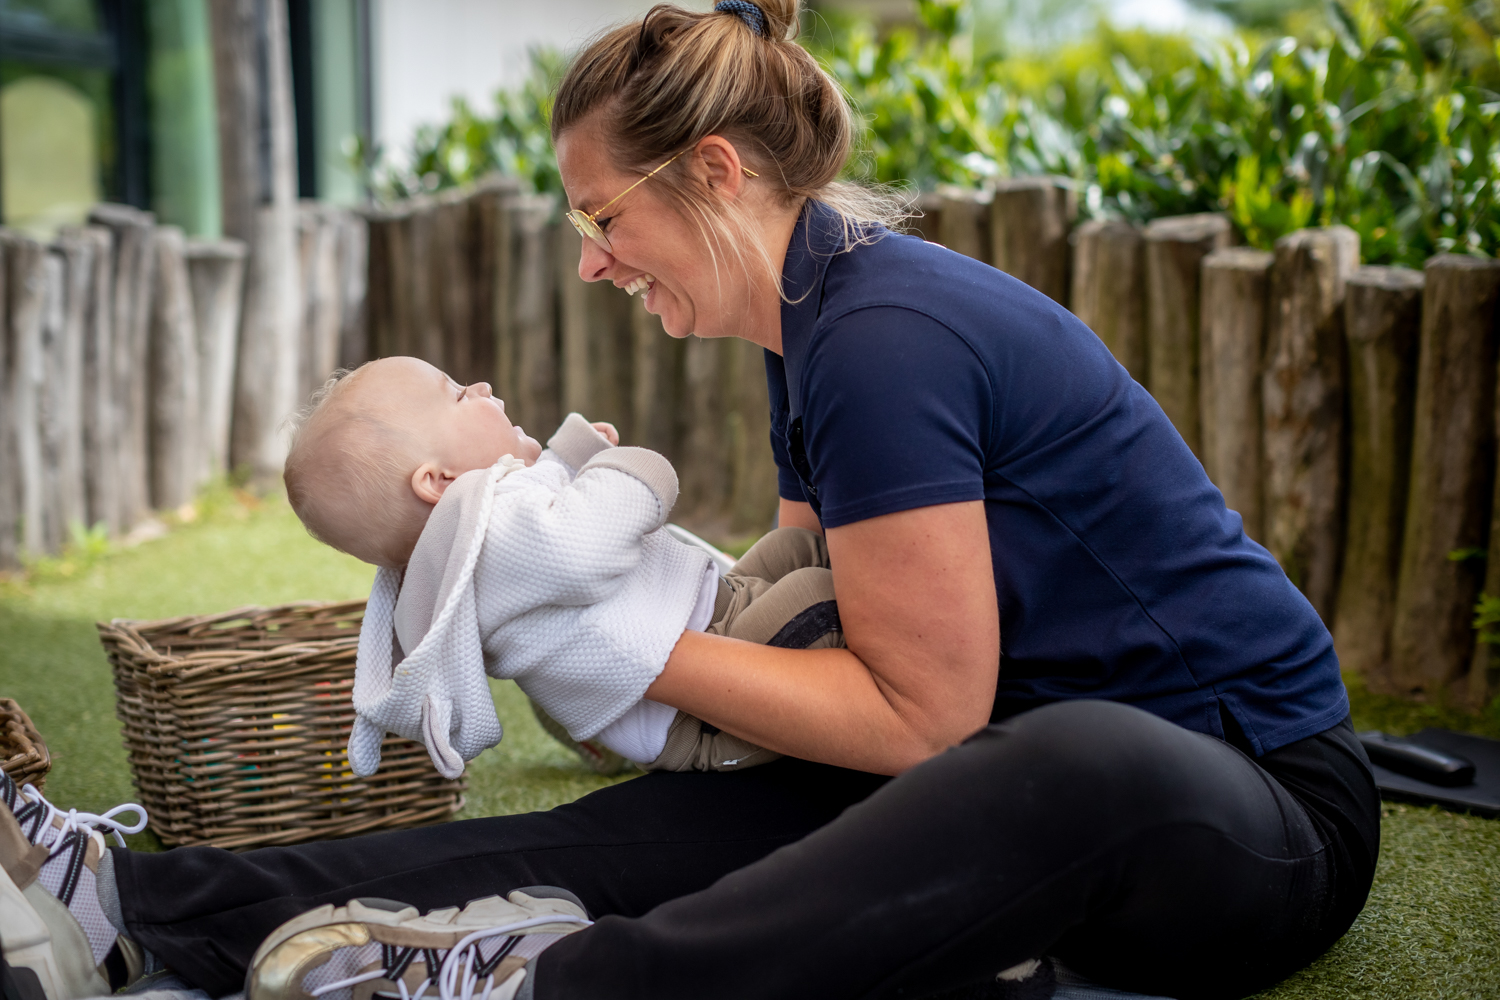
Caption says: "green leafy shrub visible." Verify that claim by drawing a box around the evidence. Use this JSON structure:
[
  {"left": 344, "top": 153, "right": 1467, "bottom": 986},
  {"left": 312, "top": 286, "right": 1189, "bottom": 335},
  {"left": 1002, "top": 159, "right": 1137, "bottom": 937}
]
[
  {"left": 369, "top": 48, "right": 565, "bottom": 201},
  {"left": 809, "top": 0, "right": 1500, "bottom": 265}
]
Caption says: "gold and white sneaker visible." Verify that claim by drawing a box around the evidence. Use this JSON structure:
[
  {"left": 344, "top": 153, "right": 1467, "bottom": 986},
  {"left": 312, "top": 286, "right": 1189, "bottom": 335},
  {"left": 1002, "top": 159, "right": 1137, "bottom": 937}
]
[
  {"left": 0, "top": 770, "right": 148, "bottom": 1000},
  {"left": 247, "top": 889, "right": 591, "bottom": 1000}
]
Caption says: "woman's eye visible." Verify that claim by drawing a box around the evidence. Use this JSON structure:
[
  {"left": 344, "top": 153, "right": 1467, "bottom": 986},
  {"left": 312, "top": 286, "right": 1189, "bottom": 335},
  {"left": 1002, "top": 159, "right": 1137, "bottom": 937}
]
[{"left": 596, "top": 216, "right": 614, "bottom": 232}]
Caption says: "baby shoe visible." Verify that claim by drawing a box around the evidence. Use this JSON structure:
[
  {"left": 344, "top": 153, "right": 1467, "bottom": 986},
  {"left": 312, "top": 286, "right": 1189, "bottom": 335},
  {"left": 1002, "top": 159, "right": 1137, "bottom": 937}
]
[
  {"left": 246, "top": 887, "right": 591, "bottom": 1000},
  {"left": 0, "top": 770, "right": 149, "bottom": 1000}
]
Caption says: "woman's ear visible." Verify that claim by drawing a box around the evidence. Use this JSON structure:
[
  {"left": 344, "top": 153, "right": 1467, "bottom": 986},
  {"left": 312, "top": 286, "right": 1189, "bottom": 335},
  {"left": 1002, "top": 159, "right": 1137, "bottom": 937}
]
[
  {"left": 410, "top": 462, "right": 451, "bottom": 506},
  {"left": 694, "top": 135, "right": 746, "bottom": 199}
]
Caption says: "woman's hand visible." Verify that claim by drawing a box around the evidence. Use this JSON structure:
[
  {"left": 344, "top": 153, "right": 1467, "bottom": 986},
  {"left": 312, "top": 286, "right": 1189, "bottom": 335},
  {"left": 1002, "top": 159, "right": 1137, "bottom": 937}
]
[{"left": 646, "top": 500, "right": 999, "bottom": 774}]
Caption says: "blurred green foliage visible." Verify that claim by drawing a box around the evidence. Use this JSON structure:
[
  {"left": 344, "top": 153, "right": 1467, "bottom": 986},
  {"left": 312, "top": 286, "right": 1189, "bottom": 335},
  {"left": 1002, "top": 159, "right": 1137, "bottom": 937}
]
[
  {"left": 378, "top": 1, "right": 1500, "bottom": 267},
  {"left": 812, "top": 0, "right": 1500, "bottom": 265},
  {"left": 365, "top": 48, "right": 566, "bottom": 201}
]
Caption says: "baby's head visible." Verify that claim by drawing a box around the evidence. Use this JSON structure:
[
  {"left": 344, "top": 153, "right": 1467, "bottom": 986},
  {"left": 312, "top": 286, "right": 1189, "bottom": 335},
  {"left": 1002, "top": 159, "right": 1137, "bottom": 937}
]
[{"left": 285, "top": 357, "right": 542, "bottom": 568}]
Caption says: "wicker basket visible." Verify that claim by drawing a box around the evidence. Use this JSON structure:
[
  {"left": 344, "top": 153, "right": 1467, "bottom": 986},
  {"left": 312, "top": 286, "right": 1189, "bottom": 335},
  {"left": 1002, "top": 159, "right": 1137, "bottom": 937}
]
[
  {"left": 98, "top": 600, "right": 466, "bottom": 851},
  {"left": 0, "top": 698, "right": 51, "bottom": 791}
]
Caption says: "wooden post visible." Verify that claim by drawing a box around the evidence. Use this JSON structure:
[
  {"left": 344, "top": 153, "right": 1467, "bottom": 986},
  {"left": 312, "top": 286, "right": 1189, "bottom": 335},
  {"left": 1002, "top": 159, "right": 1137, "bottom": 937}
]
[
  {"left": 148, "top": 227, "right": 201, "bottom": 510},
  {"left": 430, "top": 192, "right": 472, "bottom": 382},
  {"left": 46, "top": 237, "right": 91, "bottom": 548},
  {"left": 4, "top": 233, "right": 48, "bottom": 556},
  {"left": 1390, "top": 255, "right": 1500, "bottom": 695},
  {"left": 185, "top": 238, "right": 248, "bottom": 483},
  {"left": 1200, "top": 247, "right": 1272, "bottom": 540},
  {"left": 1470, "top": 383, "right": 1500, "bottom": 708},
  {"left": 87, "top": 204, "right": 157, "bottom": 529},
  {"left": 679, "top": 337, "right": 730, "bottom": 526},
  {"left": 1144, "top": 213, "right": 1232, "bottom": 456},
  {"left": 1262, "top": 226, "right": 1360, "bottom": 622},
  {"left": 0, "top": 238, "right": 12, "bottom": 567},
  {"left": 556, "top": 222, "right": 633, "bottom": 436},
  {"left": 68, "top": 226, "right": 117, "bottom": 535},
  {"left": 211, "top": 0, "right": 302, "bottom": 482},
  {"left": 401, "top": 198, "right": 441, "bottom": 370},
  {"left": 728, "top": 334, "right": 778, "bottom": 534},
  {"left": 1072, "top": 219, "right": 1147, "bottom": 386},
  {"left": 468, "top": 176, "right": 521, "bottom": 396},
  {"left": 631, "top": 296, "right": 684, "bottom": 461},
  {"left": 31, "top": 251, "right": 71, "bottom": 554},
  {"left": 936, "top": 185, "right": 991, "bottom": 262},
  {"left": 297, "top": 203, "right": 343, "bottom": 401},
  {"left": 334, "top": 211, "right": 368, "bottom": 371},
  {"left": 1332, "top": 266, "right": 1424, "bottom": 687},
  {"left": 362, "top": 207, "right": 396, "bottom": 361},
  {"left": 990, "top": 177, "right": 1075, "bottom": 305},
  {"left": 483, "top": 191, "right": 517, "bottom": 409},
  {"left": 908, "top": 192, "right": 943, "bottom": 245},
  {"left": 508, "top": 196, "right": 559, "bottom": 438}
]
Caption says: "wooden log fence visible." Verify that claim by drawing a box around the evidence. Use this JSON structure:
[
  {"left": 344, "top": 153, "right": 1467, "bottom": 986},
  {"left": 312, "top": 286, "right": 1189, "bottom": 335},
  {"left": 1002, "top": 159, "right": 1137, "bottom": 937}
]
[
  {"left": 8, "top": 173, "right": 1500, "bottom": 707},
  {"left": 0, "top": 202, "right": 359, "bottom": 567}
]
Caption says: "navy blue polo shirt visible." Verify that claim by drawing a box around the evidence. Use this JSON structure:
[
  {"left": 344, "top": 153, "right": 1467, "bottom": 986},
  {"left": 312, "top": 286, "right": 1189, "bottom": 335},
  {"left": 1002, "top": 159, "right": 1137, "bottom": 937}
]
[{"left": 767, "top": 201, "right": 1347, "bottom": 755}]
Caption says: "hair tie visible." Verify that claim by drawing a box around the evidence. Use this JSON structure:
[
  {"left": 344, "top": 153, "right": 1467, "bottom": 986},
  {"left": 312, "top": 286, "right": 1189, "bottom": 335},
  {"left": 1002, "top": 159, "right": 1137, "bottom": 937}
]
[{"left": 714, "top": 0, "right": 768, "bottom": 37}]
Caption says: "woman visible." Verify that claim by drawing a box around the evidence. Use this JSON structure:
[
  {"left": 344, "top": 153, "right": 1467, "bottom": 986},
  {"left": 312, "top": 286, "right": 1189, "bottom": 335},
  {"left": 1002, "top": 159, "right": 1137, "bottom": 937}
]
[{"left": 2, "top": 3, "right": 1377, "bottom": 999}]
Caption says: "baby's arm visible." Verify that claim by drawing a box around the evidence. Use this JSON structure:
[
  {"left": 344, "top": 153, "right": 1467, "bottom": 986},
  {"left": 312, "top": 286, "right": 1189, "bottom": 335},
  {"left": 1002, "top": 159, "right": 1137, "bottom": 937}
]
[{"left": 540, "top": 412, "right": 616, "bottom": 476}]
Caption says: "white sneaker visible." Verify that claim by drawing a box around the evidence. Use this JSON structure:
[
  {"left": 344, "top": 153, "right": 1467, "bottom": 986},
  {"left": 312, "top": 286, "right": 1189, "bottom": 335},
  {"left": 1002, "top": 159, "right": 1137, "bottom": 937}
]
[
  {"left": 0, "top": 770, "right": 148, "bottom": 1000},
  {"left": 246, "top": 890, "right": 591, "bottom": 1000}
]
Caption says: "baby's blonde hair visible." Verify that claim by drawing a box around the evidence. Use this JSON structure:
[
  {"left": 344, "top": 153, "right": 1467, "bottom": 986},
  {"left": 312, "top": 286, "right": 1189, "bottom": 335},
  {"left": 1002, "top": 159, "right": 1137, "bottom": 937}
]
[{"left": 284, "top": 365, "right": 429, "bottom": 567}]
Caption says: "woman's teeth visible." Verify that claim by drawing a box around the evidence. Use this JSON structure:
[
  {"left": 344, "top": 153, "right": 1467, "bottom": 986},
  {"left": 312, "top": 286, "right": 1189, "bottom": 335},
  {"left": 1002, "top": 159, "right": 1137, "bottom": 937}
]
[{"left": 624, "top": 275, "right": 655, "bottom": 296}]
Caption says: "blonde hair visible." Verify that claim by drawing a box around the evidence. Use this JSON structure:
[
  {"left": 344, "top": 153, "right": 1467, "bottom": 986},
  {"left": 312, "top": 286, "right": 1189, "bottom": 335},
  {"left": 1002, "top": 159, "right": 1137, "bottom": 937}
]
[
  {"left": 284, "top": 366, "right": 428, "bottom": 568},
  {"left": 551, "top": 0, "right": 908, "bottom": 295}
]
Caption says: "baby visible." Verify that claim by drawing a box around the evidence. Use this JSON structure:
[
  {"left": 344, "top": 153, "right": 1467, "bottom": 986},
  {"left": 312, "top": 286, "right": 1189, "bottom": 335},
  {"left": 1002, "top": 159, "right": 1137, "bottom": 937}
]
[{"left": 284, "top": 356, "right": 844, "bottom": 778}]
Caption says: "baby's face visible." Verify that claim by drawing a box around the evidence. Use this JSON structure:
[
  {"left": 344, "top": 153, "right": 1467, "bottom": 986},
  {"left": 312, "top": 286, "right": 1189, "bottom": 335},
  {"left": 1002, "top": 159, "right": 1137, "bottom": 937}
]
[{"left": 367, "top": 357, "right": 542, "bottom": 474}]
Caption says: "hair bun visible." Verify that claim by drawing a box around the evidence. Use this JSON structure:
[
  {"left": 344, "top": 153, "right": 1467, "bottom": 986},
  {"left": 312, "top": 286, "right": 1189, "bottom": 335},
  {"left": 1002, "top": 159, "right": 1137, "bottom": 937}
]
[{"left": 739, "top": 0, "right": 799, "bottom": 40}]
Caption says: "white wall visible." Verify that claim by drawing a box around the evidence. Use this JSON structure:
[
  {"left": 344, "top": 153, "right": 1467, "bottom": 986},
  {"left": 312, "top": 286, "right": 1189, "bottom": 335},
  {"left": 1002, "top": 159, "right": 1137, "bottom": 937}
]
[{"left": 372, "top": 0, "right": 658, "bottom": 162}]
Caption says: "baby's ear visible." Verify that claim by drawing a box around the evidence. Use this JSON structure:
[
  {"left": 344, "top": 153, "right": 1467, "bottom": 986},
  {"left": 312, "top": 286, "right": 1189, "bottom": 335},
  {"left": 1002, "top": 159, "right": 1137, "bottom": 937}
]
[{"left": 410, "top": 462, "right": 451, "bottom": 506}]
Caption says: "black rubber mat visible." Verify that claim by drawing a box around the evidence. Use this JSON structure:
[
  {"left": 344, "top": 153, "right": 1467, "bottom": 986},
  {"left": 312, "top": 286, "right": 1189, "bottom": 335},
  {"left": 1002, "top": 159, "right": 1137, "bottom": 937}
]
[{"left": 1368, "top": 729, "right": 1500, "bottom": 818}]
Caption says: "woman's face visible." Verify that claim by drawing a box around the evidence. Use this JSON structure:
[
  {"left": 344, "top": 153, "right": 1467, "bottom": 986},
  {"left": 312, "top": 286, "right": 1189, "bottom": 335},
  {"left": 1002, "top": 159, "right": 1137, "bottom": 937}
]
[{"left": 556, "top": 127, "right": 754, "bottom": 341}]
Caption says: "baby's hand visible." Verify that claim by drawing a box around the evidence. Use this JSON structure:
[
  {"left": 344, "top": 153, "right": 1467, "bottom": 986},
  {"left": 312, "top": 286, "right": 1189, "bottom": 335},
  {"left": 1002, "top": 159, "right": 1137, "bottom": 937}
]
[{"left": 591, "top": 421, "right": 620, "bottom": 446}]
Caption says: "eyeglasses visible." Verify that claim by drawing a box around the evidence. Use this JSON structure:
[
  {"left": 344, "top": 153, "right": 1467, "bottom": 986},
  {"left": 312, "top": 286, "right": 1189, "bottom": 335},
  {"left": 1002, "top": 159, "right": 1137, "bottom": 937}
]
[{"left": 564, "top": 149, "right": 758, "bottom": 254}]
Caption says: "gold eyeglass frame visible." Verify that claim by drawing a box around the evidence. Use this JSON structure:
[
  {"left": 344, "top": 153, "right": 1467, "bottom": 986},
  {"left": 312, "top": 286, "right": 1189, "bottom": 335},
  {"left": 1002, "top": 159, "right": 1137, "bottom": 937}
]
[{"left": 565, "top": 148, "right": 759, "bottom": 253}]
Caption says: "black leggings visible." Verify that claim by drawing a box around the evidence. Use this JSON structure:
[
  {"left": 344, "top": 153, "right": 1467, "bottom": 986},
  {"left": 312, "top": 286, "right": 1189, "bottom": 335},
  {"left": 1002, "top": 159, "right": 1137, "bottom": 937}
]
[{"left": 112, "top": 701, "right": 1379, "bottom": 1000}]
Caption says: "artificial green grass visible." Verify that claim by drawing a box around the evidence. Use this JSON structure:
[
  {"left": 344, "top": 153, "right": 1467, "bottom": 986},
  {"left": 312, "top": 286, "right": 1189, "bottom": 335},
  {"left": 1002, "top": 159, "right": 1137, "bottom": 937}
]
[{"left": 0, "top": 494, "right": 1496, "bottom": 998}]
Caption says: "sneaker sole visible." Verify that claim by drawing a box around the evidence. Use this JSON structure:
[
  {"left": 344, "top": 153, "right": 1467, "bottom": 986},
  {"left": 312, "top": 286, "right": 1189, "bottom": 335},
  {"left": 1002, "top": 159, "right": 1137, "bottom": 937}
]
[
  {"left": 246, "top": 890, "right": 589, "bottom": 1000},
  {"left": 0, "top": 861, "right": 110, "bottom": 1000}
]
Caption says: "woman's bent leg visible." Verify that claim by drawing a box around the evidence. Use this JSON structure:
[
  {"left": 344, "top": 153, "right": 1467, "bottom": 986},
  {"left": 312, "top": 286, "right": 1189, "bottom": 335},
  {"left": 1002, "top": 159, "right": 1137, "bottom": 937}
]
[
  {"left": 535, "top": 701, "right": 1378, "bottom": 1000},
  {"left": 110, "top": 760, "right": 888, "bottom": 996}
]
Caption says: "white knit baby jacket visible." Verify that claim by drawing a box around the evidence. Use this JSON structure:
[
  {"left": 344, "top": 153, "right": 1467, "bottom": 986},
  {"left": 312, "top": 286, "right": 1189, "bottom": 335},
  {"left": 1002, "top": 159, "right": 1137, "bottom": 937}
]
[{"left": 349, "top": 414, "right": 711, "bottom": 779}]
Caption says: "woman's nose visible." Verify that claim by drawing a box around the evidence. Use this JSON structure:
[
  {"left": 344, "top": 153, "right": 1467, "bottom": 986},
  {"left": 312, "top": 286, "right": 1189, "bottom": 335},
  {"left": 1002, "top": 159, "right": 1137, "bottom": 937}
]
[{"left": 578, "top": 237, "right": 614, "bottom": 282}]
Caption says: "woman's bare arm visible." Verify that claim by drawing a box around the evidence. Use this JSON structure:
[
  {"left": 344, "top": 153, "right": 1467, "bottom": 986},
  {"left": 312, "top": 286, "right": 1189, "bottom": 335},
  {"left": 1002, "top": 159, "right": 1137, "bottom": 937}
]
[
  {"left": 777, "top": 497, "right": 823, "bottom": 534},
  {"left": 646, "top": 500, "right": 999, "bottom": 774}
]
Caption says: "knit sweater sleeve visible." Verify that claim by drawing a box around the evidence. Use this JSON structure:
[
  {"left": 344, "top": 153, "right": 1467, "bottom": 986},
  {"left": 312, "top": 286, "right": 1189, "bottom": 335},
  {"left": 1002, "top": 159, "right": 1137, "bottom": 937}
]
[{"left": 485, "top": 448, "right": 681, "bottom": 609}]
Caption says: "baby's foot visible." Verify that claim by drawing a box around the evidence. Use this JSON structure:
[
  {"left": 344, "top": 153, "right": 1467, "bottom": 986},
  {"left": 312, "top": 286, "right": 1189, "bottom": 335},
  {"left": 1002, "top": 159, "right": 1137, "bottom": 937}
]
[{"left": 0, "top": 770, "right": 149, "bottom": 999}]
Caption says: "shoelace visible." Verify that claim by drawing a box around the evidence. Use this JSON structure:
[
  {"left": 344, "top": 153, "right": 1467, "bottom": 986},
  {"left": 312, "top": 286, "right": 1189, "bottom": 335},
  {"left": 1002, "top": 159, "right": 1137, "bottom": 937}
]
[
  {"left": 8, "top": 778, "right": 147, "bottom": 907},
  {"left": 309, "top": 915, "right": 593, "bottom": 1000}
]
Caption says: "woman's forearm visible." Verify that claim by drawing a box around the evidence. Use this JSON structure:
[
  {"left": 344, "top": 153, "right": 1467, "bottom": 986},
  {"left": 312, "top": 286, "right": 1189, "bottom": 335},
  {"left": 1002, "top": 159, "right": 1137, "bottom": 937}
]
[
  {"left": 648, "top": 501, "right": 1001, "bottom": 775},
  {"left": 646, "top": 633, "right": 953, "bottom": 774}
]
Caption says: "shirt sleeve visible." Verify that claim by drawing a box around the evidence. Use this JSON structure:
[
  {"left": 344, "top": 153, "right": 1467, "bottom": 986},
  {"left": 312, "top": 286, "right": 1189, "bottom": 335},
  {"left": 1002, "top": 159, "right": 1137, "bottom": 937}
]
[
  {"left": 763, "top": 348, "right": 807, "bottom": 503},
  {"left": 799, "top": 306, "right": 992, "bottom": 529}
]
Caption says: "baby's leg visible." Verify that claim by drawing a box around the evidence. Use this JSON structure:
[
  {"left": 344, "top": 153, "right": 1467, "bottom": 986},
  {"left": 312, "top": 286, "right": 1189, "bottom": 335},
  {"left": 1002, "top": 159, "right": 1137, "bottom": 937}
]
[
  {"left": 650, "top": 567, "right": 842, "bottom": 773},
  {"left": 728, "top": 526, "right": 829, "bottom": 585}
]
